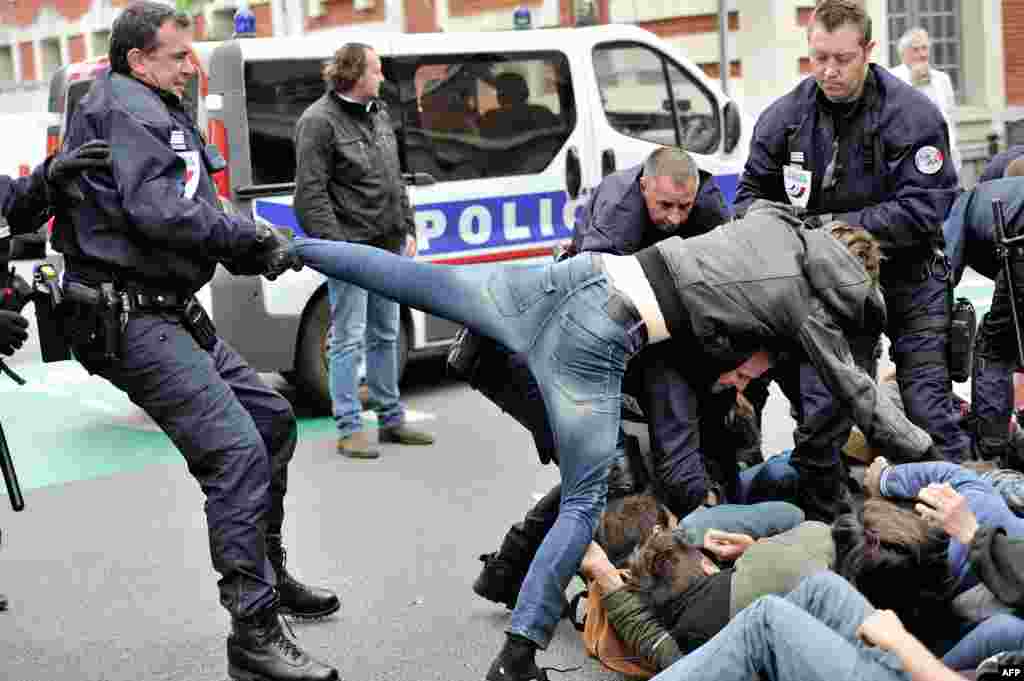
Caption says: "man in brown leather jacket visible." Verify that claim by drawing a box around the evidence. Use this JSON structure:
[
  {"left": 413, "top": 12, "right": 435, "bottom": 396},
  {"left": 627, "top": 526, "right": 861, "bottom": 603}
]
[{"left": 293, "top": 42, "right": 434, "bottom": 459}]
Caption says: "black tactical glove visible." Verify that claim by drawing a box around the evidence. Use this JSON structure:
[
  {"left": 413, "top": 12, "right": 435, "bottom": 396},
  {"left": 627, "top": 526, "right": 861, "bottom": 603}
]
[
  {"left": 257, "top": 226, "right": 303, "bottom": 280},
  {"left": 0, "top": 311, "right": 29, "bottom": 356},
  {"left": 47, "top": 140, "right": 112, "bottom": 203}
]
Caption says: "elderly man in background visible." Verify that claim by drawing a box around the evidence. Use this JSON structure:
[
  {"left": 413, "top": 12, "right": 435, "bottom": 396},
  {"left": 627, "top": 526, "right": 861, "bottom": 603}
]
[{"left": 890, "top": 26, "right": 961, "bottom": 175}]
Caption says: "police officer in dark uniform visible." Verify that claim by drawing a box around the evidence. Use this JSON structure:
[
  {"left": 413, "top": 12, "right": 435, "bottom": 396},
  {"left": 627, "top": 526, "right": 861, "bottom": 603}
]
[
  {"left": 54, "top": 4, "right": 337, "bottom": 680},
  {"left": 0, "top": 142, "right": 112, "bottom": 612},
  {"left": 735, "top": 1, "right": 965, "bottom": 511},
  {"left": 942, "top": 174, "right": 1024, "bottom": 466},
  {"left": 459, "top": 147, "right": 744, "bottom": 610}
]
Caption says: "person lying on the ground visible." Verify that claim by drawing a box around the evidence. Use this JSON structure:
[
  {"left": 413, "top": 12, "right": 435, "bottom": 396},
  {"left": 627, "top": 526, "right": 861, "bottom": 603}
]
[
  {"left": 648, "top": 570, "right": 967, "bottom": 681},
  {"left": 292, "top": 200, "right": 932, "bottom": 681},
  {"left": 834, "top": 461, "right": 1024, "bottom": 670},
  {"left": 918, "top": 481, "right": 1024, "bottom": 610},
  {"left": 578, "top": 512, "right": 833, "bottom": 669},
  {"left": 597, "top": 491, "right": 806, "bottom": 569}
]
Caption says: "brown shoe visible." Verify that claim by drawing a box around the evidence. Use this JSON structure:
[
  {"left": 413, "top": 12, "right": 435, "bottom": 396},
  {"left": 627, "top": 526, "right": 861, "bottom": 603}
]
[
  {"left": 337, "top": 431, "right": 380, "bottom": 459},
  {"left": 379, "top": 424, "right": 435, "bottom": 445}
]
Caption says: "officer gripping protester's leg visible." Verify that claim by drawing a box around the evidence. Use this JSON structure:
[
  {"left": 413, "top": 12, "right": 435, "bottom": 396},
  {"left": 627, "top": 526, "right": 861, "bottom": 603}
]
[{"left": 49, "top": 4, "right": 338, "bottom": 679}]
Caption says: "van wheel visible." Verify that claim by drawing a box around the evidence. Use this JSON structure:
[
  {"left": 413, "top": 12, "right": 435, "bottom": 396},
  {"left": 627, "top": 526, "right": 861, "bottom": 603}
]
[{"left": 294, "top": 293, "right": 411, "bottom": 416}]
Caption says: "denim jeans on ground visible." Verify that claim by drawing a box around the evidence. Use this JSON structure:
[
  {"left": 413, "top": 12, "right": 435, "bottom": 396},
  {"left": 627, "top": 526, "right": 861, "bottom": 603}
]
[
  {"left": 679, "top": 500, "right": 804, "bottom": 545},
  {"left": 327, "top": 278, "right": 404, "bottom": 435},
  {"left": 737, "top": 451, "right": 799, "bottom": 505},
  {"left": 942, "top": 614, "right": 1024, "bottom": 671},
  {"left": 650, "top": 571, "right": 909, "bottom": 681},
  {"left": 295, "top": 238, "right": 643, "bottom": 648}
]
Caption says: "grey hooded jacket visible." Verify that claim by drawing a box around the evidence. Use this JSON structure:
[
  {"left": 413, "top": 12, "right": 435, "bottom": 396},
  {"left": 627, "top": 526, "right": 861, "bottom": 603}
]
[{"left": 639, "top": 200, "right": 932, "bottom": 461}]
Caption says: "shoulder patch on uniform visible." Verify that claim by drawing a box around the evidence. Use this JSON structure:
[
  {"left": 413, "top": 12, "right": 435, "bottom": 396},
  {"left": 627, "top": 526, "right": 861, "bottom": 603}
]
[{"left": 914, "top": 146, "right": 945, "bottom": 175}]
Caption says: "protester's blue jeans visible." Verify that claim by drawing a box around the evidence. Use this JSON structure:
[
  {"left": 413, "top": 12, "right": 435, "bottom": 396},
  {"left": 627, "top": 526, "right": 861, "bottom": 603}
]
[
  {"left": 679, "top": 500, "right": 804, "bottom": 545},
  {"left": 651, "top": 570, "right": 909, "bottom": 681},
  {"left": 942, "top": 614, "right": 1024, "bottom": 671},
  {"left": 327, "top": 278, "right": 403, "bottom": 436},
  {"left": 737, "top": 451, "right": 799, "bottom": 504},
  {"left": 295, "top": 238, "right": 644, "bottom": 648}
]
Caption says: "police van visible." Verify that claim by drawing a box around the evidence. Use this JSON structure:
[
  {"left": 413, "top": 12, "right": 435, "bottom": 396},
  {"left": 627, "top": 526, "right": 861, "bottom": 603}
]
[{"left": 50, "top": 24, "right": 749, "bottom": 412}]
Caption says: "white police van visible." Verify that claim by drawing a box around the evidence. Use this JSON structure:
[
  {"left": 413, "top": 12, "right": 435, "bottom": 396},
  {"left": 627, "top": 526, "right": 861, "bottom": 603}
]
[{"left": 51, "top": 24, "right": 750, "bottom": 412}]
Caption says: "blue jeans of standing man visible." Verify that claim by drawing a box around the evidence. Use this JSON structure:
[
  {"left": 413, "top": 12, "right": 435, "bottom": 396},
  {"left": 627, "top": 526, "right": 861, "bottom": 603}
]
[
  {"left": 327, "top": 278, "right": 404, "bottom": 436},
  {"left": 651, "top": 570, "right": 910, "bottom": 681},
  {"left": 295, "top": 239, "right": 645, "bottom": 648}
]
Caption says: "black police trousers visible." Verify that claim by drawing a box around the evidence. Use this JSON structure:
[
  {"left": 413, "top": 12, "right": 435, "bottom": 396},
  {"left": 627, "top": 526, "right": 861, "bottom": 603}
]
[{"left": 72, "top": 310, "right": 297, "bottom": 619}]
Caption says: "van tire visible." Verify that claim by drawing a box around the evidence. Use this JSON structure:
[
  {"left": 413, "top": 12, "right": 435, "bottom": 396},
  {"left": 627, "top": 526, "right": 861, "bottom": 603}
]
[{"left": 294, "top": 292, "right": 411, "bottom": 416}]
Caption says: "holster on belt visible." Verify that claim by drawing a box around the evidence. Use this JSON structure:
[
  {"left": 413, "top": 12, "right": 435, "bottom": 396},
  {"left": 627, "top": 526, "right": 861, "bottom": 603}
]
[{"left": 63, "top": 280, "right": 122, "bottom": 362}]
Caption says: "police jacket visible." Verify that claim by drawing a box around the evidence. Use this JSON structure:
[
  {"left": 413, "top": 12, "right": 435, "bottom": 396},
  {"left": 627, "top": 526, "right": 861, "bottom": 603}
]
[
  {"left": 570, "top": 165, "right": 731, "bottom": 255},
  {"left": 0, "top": 163, "right": 50, "bottom": 232},
  {"left": 635, "top": 201, "right": 932, "bottom": 461},
  {"left": 293, "top": 91, "right": 414, "bottom": 250},
  {"left": 735, "top": 65, "right": 958, "bottom": 262},
  {"left": 55, "top": 72, "right": 268, "bottom": 293}
]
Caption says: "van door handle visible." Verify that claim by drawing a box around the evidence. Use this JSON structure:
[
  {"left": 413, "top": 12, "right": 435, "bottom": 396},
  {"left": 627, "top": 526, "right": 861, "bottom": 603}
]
[
  {"left": 601, "top": 149, "right": 616, "bottom": 177},
  {"left": 403, "top": 172, "right": 437, "bottom": 186},
  {"left": 565, "top": 147, "right": 581, "bottom": 200}
]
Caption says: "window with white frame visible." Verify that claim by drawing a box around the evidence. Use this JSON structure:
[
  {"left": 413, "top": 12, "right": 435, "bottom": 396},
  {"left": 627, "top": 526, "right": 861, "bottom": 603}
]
[{"left": 887, "top": 0, "right": 962, "bottom": 100}]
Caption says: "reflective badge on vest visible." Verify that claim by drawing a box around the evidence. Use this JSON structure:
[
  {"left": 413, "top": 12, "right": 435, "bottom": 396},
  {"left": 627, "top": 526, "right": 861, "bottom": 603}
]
[
  {"left": 784, "top": 164, "right": 812, "bottom": 209},
  {"left": 914, "top": 146, "right": 944, "bottom": 175},
  {"left": 178, "top": 150, "right": 201, "bottom": 199}
]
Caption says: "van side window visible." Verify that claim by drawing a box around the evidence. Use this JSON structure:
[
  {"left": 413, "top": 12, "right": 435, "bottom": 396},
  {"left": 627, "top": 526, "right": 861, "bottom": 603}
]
[
  {"left": 389, "top": 52, "right": 575, "bottom": 181},
  {"left": 244, "top": 59, "right": 325, "bottom": 186},
  {"left": 593, "top": 42, "right": 720, "bottom": 155}
]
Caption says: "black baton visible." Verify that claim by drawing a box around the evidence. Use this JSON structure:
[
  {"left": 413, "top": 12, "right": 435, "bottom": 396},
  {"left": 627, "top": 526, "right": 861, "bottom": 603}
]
[
  {"left": 0, "top": 420, "right": 24, "bottom": 512},
  {"left": 993, "top": 198, "right": 1024, "bottom": 368}
]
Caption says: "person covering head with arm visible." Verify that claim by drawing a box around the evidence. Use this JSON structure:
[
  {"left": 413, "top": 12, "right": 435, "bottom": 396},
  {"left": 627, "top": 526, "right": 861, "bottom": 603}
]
[
  {"left": 293, "top": 41, "right": 432, "bottom": 461},
  {"left": 55, "top": 4, "right": 337, "bottom": 680}
]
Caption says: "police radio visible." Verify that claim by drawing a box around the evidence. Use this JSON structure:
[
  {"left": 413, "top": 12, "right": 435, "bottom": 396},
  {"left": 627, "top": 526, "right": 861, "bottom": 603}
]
[{"left": 948, "top": 297, "right": 976, "bottom": 383}]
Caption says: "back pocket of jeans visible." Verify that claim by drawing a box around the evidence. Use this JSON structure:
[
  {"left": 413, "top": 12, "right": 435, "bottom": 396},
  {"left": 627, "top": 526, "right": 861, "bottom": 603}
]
[
  {"left": 552, "top": 312, "right": 617, "bottom": 406},
  {"left": 488, "top": 266, "right": 556, "bottom": 317}
]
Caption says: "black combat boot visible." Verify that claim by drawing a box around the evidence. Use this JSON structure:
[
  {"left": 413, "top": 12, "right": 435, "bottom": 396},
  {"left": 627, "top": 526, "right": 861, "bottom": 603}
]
[
  {"left": 484, "top": 634, "right": 579, "bottom": 681},
  {"left": 227, "top": 601, "right": 338, "bottom": 681},
  {"left": 485, "top": 634, "right": 546, "bottom": 681},
  {"left": 473, "top": 525, "right": 535, "bottom": 610},
  {"left": 266, "top": 534, "right": 340, "bottom": 620}
]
